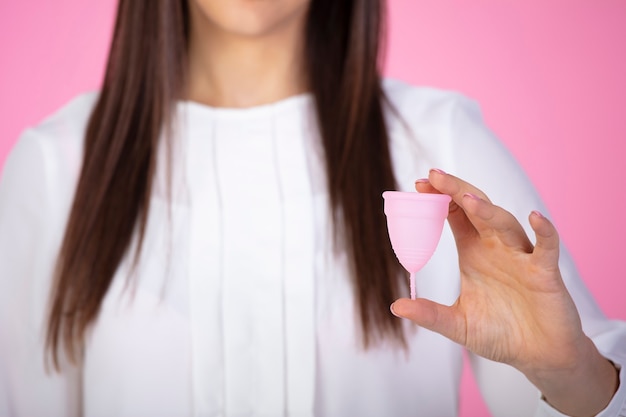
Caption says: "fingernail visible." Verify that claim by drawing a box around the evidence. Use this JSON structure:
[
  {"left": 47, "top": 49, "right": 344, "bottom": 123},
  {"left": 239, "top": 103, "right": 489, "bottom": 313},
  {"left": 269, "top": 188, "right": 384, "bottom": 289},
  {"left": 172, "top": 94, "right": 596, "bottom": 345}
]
[
  {"left": 415, "top": 178, "right": 429, "bottom": 184},
  {"left": 532, "top": 210, "right": 545, "bottom": 218},
  {"left": 390, "top": 302, "right": 400, "bottom": 317},
  {"left": 430, "top": 168, "right": 447, "bottom": 175},
  {"left": 463, "top": 193, "right": 481, "bottom": 201}
]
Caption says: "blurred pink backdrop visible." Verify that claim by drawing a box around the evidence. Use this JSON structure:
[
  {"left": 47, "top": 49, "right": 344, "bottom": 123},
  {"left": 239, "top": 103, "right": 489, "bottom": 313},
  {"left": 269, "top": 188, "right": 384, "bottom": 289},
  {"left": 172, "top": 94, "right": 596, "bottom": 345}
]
[{"left": 1, "top": 1, "right": 624, "bottom": 416}]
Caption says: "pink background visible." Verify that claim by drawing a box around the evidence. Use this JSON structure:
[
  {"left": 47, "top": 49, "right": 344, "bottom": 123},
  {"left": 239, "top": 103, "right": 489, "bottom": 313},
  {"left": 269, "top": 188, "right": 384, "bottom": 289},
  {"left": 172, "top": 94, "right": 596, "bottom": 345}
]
[{"left": 1, "top": 1, "right": 625, "bottom": 415}]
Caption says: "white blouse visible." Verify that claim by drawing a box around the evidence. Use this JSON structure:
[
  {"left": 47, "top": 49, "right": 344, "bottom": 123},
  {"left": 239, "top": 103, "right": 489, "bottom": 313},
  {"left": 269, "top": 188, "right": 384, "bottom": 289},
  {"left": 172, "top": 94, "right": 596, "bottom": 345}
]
[{"left": 1, "top": 79, "right": 625, "bottom": 417}]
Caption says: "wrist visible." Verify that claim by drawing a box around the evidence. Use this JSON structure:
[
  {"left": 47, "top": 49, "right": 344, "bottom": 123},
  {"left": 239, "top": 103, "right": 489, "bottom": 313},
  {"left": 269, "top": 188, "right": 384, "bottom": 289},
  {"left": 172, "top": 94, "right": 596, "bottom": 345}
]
[{"left": 524, "top": 338, "right": 619, "bottom": 416}]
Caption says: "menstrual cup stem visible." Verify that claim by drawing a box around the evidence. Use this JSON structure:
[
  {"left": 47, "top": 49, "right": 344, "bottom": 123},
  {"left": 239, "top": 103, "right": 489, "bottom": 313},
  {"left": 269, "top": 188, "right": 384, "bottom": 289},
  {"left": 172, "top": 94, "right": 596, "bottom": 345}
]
[{"left": 410, "top": 272, "right": 416, "bottom": 300}]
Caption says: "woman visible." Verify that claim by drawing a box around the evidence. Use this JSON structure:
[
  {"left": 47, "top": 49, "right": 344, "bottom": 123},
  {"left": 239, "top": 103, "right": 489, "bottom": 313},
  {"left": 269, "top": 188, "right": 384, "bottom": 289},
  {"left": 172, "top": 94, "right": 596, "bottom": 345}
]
[{"left": 0, "top": 0, "right": 624, "bottom": 416}]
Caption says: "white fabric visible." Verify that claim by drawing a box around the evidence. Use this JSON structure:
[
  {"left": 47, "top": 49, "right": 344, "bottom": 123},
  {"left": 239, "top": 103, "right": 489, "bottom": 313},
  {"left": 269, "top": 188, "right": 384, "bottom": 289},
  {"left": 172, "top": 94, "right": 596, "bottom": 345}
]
[{"left": 1, "top": 78, "right": 625, "bottom": 417}]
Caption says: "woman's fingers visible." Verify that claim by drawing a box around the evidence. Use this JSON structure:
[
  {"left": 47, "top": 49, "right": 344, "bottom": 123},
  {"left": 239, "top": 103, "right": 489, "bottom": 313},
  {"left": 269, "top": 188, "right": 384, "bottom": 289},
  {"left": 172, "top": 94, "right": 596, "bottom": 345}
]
[
  {"left": 416, "top": 177, "right": 478, "bottom": 242},
  {"left": 414, "top": 178, "right": 441, "bottom": 194},
  {"left": 462, "top": 192, "right": 534, "bottom": 252},
  {"left": 529, "top": 210, "right": 560, "bottom": 270},
  {"left": 427, "top": 169, "right": 491, "bottom": 204},
  {"left": 428, "top": 169, "right": 532, "bottom": 251},
  {"left": 426, "top": 169, "right": 487, "bottom": 244},
  {"left": 391, "top": 298, "right": 465, "bottom": 345}
]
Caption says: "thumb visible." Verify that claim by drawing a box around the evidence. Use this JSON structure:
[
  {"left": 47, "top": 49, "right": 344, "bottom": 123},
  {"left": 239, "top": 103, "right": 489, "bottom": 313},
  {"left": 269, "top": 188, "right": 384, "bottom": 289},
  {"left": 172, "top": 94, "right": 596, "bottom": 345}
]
[{"left": 391, "top": 298, "right": 466, "bottom": 345}]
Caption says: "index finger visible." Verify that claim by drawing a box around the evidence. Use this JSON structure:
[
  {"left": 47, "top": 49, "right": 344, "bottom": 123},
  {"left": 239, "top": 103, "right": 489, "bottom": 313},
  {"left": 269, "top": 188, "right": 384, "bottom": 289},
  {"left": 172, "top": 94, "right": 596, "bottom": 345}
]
[
  {"left": 428, "top": 169, "right": 492, "bottom": 205},
  {"left": 427, "top": 169, "right": 532, "bottom": 250}
]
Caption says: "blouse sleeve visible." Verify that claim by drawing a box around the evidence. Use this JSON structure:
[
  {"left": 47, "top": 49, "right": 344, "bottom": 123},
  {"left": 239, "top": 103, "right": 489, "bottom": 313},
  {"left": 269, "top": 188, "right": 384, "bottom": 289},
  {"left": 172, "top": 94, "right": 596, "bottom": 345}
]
[
  {"left": 445, "top": 96, "right": 626, "bottom": 417},
  {"left": 0, "top": 129, "right": 81, "bottom": 417}
]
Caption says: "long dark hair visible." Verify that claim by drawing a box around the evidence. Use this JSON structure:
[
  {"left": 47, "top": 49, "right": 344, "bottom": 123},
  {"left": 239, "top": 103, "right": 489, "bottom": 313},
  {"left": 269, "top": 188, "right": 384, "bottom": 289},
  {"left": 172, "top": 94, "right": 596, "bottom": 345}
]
[{"left": 46, "top": 0, "right": 405, "bottom": 369}]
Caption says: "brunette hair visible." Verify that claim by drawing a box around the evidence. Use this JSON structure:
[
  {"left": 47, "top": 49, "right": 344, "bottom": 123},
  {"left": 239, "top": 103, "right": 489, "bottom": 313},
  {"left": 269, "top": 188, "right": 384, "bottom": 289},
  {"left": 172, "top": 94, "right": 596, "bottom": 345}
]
[{"left": 46, "top": 0, "right": 405, "bottom": 369}]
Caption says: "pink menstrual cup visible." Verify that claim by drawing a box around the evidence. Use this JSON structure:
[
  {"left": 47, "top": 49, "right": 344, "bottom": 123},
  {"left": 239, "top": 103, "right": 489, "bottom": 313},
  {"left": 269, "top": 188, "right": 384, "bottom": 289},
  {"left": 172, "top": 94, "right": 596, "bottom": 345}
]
[{"left": 382, "top": 191, "right": 451, "bottom": 299}]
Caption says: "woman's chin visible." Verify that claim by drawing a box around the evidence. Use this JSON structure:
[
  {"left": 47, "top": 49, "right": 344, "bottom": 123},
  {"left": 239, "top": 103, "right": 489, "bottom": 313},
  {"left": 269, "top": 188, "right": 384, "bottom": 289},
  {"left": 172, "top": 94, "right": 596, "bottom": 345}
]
[{"left": 191, "top": 0, "right": 310, "bottom": 39}]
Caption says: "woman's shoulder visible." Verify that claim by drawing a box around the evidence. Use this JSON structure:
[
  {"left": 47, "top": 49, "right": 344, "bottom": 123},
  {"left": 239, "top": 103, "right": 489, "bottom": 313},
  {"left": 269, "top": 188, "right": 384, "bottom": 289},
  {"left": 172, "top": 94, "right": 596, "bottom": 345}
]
[
  {"left": 381, "top": 78, "right": 535, "bottom": 210},
  {"left": 381, "top": 78, "right": 491, "bottom": 160},
  {"left": 382, "top": 78, "right": 481, "bottom": 128},
  {"left": 11, "top": 92, "right": 99, "bottom": 173},
  {"left": 380, "top": 79, "right": 521, "bottom": 190},
  {"left": 29, "top": 91, "right": 99, "bottom": 145},
  {"left": 3, "top": 92, "right": 99, "bottom": 206}
]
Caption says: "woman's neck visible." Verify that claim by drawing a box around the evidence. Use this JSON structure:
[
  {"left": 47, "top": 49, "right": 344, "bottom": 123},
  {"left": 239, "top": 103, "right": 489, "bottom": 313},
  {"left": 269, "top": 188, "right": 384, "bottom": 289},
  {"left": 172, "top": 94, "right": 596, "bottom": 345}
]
[{"left": 186, "top": 3, "right": 308, "bottom": 108}]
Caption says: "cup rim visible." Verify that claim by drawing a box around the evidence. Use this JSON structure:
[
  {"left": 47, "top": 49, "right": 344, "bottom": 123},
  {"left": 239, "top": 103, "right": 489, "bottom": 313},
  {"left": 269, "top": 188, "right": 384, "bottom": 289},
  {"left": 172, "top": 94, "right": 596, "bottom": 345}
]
[{"left": 382, "top": 191, "right": 451, "bottom": 203}]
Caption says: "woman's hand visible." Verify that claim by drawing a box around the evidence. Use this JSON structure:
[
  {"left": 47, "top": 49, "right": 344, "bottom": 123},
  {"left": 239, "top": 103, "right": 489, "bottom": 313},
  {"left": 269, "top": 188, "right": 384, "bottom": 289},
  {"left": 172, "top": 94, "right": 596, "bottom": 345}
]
[{"left": 391, "top": 168, "right": 618, "bottom": 416}]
